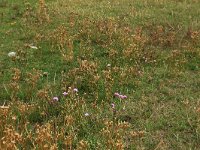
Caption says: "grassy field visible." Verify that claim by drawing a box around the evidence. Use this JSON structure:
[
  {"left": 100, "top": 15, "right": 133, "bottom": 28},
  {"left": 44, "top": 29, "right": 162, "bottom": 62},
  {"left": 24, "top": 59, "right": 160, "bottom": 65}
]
[{"left": 0, "top": 0, "right": 200, "bottom": 149}]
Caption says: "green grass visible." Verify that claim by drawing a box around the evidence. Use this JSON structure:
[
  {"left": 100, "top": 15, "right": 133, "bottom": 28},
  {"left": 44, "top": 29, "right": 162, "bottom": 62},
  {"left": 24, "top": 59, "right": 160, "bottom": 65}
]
[{"left": 0, "top": 0, "right": 200, "bottom": 149}]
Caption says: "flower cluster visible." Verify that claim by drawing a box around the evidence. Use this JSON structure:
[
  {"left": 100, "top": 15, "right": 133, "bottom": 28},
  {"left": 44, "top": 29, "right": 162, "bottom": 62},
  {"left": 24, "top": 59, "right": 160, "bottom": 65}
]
[
  {"left": 52, "top": 88, "right": 78, "bottom": 102},
  {"left": 114, "top": 92, "right": 127, "bottom": 99}
]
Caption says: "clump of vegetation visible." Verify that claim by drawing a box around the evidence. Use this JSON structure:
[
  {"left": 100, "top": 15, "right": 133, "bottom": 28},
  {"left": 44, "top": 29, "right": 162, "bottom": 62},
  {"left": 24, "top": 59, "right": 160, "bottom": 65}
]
[{"left": 0, "top": 0, "right": 200, "bottom": 149}]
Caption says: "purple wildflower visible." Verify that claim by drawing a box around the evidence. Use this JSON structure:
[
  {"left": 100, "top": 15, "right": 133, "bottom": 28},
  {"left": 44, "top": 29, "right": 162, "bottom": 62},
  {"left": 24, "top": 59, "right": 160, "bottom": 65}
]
[
  {"left": 119, "top": 95, "right": 127, "bottom": 99},
  {"left": 118, "top": 95, "right": 124, "bottom": 99},
  {"left": 53, "top": 97, "right": 59, "bottom": 101},
  {"left": 63, "top": 92, "right": 68, "bottom": 96},
  {"left": 122, "top": 95, "right": 127, "bottom": 99},
  {"left": 111, "top": 103, "right": 115, "bottom": 109},
  {"left": 114, "top": 92, "right": 120, "bottom": 97},
  {"left": 114, "top": 92, "right": 127, "bottom": 99}
]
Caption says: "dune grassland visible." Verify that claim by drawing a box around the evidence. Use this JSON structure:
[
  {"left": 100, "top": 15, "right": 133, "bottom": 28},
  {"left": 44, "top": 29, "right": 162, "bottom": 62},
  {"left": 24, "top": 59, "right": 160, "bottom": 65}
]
[{"left": 0, "top": 0, "right": 200, "bottom": 149}]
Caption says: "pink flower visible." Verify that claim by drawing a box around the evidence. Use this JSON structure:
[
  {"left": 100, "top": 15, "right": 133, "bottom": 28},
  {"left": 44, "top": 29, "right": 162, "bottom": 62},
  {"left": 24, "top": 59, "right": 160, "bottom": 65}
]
[
  {"left": 111, "top": 103, "right": 115, "bottom": 109},
  {"left": 114, "top": 92, "right": 127, "bottom": 99},
  {"left": 122, "top": 95, "right": 127, "bottom": 99},
  {"left": 119, "top": 95, "right": 127, "bottom": 99},
  {"left": 63, "top": 92, "right": 68, "bottom": 96},
  {"left": 53, "top": 97, "right": 59, "bottom": 101},
  {"left": 118, "top": 95, "right": 124, "bottom": 99},
  {"left": 114, "top": 92, "right": 120, "bottom": 97}
]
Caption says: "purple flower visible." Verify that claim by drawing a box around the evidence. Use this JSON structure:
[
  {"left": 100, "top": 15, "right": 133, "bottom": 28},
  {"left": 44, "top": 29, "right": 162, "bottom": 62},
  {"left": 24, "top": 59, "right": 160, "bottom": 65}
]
[
  {"left": 119, "top": 95, "right": 127, "bottom": 99},
  {"left": 111, "top": 103, "right": 115, "bottom": 109},
  {"left": 118, "top": 95, "right": 124, "bottom": 99},
  {"left": 122, "top": 95, "right": 127, "bottom": 99},
  {"left": 53, "top": 97, "right": 59, "bottom": 101},
  {"left": 73, "top": 88, "right": 78, "bottom": 92},
  {"left": 114, "top": 92, "right": 127, "bottom": 99},
  {"left": 63, "top": 92, "right": 68, "bottom": 96},
  {"left": 114, "top": 92, "right": 120, "bottom": 97}
]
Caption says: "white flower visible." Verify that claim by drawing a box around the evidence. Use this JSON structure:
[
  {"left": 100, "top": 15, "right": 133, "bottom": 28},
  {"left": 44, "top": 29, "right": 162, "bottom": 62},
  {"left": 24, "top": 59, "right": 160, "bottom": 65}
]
[
  {"left": 84, "top": 113, "right": 89, "bottom": 116},
  {"left": 29, "top": 45, "right": 38, "bottom": 49},
  {"left": 73, "top": 88, "right": 78, "bottom": 92},
  {"left": 107, "top": 64, "right": 111, "bottom": 67},
  {"left": 8, "top": 52, "right": 16, "bottom": 58}
]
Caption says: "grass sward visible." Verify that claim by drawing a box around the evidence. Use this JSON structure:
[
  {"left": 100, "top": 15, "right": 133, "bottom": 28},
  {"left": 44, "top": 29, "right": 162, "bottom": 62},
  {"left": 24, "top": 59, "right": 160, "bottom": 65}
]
[{"left": 0, "top": 0, "right": 200, "bottom": 149}]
